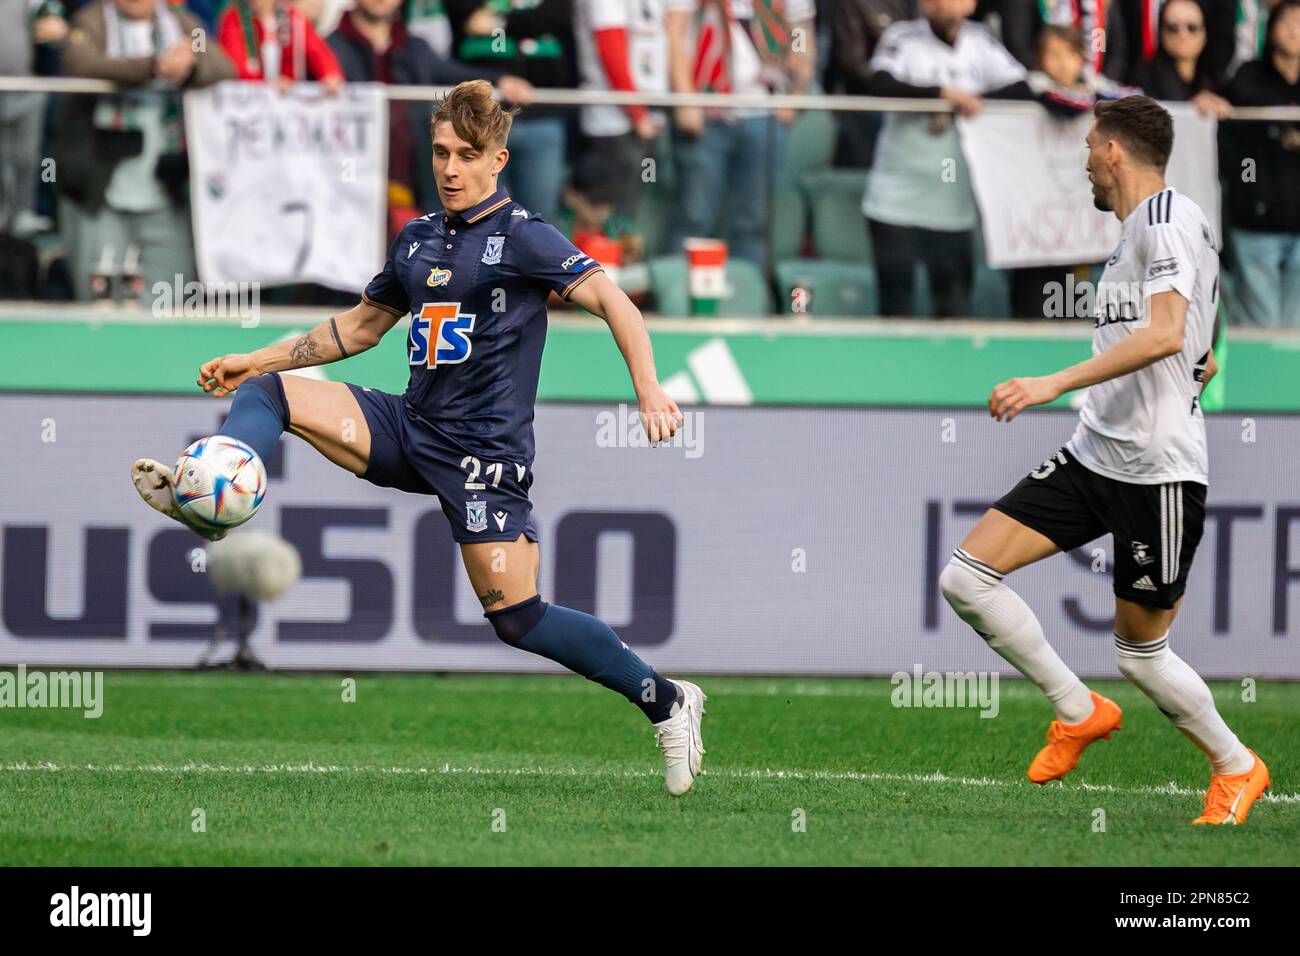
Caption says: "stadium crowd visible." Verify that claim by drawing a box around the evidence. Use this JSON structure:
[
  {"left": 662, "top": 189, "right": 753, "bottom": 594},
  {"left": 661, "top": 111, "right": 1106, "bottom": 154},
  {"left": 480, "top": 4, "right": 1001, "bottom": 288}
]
[{"left": 0, "top": 0, "right": 1297, "bottom": 324}]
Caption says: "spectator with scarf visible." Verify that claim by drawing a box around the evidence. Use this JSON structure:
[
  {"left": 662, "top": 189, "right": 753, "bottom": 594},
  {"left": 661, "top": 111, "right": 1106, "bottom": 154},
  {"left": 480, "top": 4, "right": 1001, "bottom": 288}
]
[
  {"left": 664, "top": 0, "right": 818, "bottom": 267},
  {"left": 218, "top": 0, "right": 344, "bottom": 91},
  {"left": 1223, "top": 0, "right": 1300, "bottom": 326},
  {"left": 56, "top": 0, "right": 234, "bottom": 300}
]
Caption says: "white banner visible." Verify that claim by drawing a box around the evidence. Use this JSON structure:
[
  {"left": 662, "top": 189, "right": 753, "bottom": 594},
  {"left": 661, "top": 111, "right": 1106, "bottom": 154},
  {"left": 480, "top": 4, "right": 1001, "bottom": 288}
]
[
  {"left": 960, "top": 104, "right": 1221, "bottom": 269},
  {"left": 185, "top": 81, "right": 389, "bottom": 291}
]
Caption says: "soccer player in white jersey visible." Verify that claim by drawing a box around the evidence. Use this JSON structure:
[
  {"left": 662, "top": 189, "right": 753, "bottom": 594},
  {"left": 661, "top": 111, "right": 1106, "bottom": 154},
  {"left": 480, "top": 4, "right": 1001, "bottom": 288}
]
[{"left": 940, "top": 96, "right": 1270, "bottom": 825}]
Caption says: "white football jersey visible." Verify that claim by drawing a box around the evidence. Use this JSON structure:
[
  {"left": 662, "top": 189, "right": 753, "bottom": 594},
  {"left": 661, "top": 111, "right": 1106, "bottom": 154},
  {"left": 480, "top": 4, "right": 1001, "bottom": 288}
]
[{"left": 1067, "top": 188, "right": 1220, "bottom": 485}]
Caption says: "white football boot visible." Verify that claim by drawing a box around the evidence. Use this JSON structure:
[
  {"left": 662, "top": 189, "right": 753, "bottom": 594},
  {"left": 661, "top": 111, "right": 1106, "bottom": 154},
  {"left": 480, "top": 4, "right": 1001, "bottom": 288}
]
[
  {"left": 130, "top": 458, "right": 227, "bottom": 541},
  {"left": 653, "top": 679, "right": 707, "bottom": 796}
]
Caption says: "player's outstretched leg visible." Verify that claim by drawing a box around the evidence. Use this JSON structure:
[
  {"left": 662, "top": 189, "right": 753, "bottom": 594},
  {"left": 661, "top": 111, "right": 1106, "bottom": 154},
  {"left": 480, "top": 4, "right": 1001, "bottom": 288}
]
[
  {"left": 465, "top": 538, "right": 706, "bottom": 796},
  {"left": 1113, "top": 603, "right": 1270, "bottom": 825},
  {"left": 942, "top": 510, "right": 1121, "bottom": 783}
]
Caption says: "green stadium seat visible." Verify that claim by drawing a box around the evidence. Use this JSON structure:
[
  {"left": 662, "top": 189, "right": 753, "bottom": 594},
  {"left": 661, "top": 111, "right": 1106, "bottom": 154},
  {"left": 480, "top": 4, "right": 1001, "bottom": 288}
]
[
  {"left": 800, "top": 168, "right": 871, "bottom": 263},
  {"left": 775, "top": 259, "right": 879, "bottom": 316},
  {"left": 649, "top": 255, "right": 773, "bottom": 317},
  {"left": 770, "top": 186, "right": 806, "bottom": 264},
  {"left": 769, "top": 101, "right": 835, "bottom": 265},
  {"left": 778, "top": 106, "right": 837, "bottom": 186}
]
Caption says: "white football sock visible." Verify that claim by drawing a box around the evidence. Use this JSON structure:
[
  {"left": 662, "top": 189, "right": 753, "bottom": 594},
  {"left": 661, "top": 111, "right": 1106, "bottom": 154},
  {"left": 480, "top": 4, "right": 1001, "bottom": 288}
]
[
  {"left": 1114, "top": 632, "right": 1254, "bottom": 776},
  {"left": 941, "top": 549, "right": 1095, "bottom": 724}
]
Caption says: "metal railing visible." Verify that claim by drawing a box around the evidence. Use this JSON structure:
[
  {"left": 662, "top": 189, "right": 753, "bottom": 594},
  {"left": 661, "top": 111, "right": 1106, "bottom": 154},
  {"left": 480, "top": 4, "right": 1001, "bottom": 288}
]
[{"left": 1, "top": 75, "right": 1298, "bottom": 120}]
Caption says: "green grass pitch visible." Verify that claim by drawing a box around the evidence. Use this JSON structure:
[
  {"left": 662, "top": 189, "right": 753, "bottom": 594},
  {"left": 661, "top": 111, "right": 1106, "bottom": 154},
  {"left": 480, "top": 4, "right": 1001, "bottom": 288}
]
[{"left": 1, "top": 671, "right": 1295, "bottom": 866}]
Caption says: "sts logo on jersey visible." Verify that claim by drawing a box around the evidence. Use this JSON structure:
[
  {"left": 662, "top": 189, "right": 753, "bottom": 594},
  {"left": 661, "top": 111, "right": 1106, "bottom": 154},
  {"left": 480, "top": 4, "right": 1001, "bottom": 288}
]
[{"left": 410, "top": 302, "right": 475, "bottom": 367}]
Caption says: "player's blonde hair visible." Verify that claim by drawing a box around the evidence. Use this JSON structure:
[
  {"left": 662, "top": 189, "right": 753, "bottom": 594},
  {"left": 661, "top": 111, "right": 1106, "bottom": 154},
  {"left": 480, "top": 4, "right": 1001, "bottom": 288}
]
[{"left": 430, "top": 80, "right": 518, "bottom": 151}]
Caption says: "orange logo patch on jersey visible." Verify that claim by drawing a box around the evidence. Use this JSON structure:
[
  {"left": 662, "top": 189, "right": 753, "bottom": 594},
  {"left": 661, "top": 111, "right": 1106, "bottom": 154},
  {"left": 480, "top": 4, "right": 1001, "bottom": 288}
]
[{"left": 426, "top": 267, "right": 452, "bottom": 288}]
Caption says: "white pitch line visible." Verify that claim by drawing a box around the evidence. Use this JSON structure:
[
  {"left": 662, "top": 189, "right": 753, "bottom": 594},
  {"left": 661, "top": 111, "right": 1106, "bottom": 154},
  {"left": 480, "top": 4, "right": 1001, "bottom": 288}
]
[
  {"left": 90, "top": 674, "right": 1258, "bottom": 704},
  {"left": 2, "top": 761, "right": 1296, "bottom": 805}
]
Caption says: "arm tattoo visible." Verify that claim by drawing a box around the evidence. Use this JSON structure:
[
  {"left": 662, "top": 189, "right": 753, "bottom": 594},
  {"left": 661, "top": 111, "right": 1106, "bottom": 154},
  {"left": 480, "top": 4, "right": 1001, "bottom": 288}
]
[
  {"left": 477, "top": 588, "right": 506, "bottom": 609},
  {"left": 328, "top": 316, "right": 350, "bottom": 359},
  {"left": 289, "top": 334, "right": 321, "bottom": 365}
]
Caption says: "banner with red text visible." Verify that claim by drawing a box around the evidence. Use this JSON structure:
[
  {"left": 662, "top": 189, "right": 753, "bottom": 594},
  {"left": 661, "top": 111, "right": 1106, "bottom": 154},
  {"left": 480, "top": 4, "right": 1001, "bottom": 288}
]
[{"left": 960, "top": 104, "right": 1221, "bottom": 269}]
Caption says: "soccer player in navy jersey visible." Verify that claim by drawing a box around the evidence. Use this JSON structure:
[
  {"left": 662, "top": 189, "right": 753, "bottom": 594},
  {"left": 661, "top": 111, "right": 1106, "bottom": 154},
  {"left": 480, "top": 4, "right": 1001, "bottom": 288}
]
[{"left": 130, "top": 80, "right": 707, "bottom": 795}]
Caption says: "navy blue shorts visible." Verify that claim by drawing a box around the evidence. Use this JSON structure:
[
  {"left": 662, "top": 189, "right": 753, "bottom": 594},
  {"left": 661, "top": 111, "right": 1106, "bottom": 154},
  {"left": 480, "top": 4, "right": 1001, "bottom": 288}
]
[{"left": 347, "top": 385, "right": 539, "bottom": 544}]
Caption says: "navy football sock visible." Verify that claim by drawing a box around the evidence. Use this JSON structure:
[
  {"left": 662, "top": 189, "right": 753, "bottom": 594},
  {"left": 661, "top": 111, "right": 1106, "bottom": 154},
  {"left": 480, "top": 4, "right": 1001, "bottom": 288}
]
[
  {"left": 486, "top": 596, "right": 681, "bottom": 723},
  {"left": 217, "top": 373, "right": 289, "bottom": 464}
]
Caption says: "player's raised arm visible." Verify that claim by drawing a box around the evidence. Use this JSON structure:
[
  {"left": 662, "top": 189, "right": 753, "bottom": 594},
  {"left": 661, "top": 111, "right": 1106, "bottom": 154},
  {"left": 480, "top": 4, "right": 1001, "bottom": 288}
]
[
  {"left": 568, "top": 270, "right": 684, "bottom": 445},
  {"left": 989, "top": 290, "right": 1189, "bottom": 422},
  {"left": 197, "top": 300, "right": 403, "bottom": 397}
]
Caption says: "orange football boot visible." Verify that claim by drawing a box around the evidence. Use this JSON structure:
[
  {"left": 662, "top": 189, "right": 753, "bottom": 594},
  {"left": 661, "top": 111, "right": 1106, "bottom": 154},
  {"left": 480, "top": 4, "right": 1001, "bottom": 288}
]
[
  {"left": 1027, "top": 691, "right": 1123, "bottom": 784},
  {"left": 1192, "top": 750, "right": 1270, "bottom": 825}
]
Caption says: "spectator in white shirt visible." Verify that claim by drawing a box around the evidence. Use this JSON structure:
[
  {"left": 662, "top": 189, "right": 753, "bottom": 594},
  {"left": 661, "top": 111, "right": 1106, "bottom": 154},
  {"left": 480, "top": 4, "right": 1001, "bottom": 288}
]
[{"left": 861, "top": 0, "right": 1030, "bottom": 316}]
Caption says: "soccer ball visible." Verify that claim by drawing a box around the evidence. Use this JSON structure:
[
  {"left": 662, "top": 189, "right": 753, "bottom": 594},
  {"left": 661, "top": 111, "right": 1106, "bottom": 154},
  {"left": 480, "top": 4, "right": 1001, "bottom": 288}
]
[{"left": 172, "top": 435, "right": 267, "bottom": 531}]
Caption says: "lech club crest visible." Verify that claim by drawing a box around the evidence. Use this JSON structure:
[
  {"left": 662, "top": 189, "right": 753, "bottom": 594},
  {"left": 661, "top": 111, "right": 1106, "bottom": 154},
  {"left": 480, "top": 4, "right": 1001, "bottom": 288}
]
[
  {"left": 482, "top": 235, "right": 505, "bottom": 265},
  {"left": 466, "top": 499, "right": 487, "bottom": 533}
]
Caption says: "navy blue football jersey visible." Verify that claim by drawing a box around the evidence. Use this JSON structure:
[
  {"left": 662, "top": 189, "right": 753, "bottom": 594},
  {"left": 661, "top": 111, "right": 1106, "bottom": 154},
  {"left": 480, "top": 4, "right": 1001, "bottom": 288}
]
[{"left": 361, "top": 187, "right": 602, "bottom": 463}]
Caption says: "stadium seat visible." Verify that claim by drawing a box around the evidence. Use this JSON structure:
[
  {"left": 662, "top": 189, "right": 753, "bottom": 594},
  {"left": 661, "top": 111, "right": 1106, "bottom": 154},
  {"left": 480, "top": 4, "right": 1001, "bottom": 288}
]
[
  {"left": 801, "top": 168, "right": 872, "bottom": 263},
  {"left": 775, "top": 259, "right": 879, "bottom": 316},
  {"left": 769, "top": 106, "right": 836, "bottom": 263},
  {"left": 779, "top": 105, "right": 837, "bottom": 182},
  {"left": 649, "top": 255, "right": 773, "bottom": 317},
  {"left": 773, "top": 168, "right": 879, "bottom": 316},
  {"left": 770, "top": 187, "right": 806, "bottom": 264}
]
